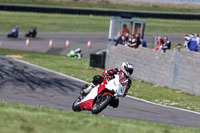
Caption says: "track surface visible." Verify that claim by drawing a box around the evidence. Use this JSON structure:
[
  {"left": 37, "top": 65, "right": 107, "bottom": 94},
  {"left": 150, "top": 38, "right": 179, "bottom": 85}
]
[
  {"left": 0, "top": 33, "right": 108, "bottom": 57},
  {"left": 0, "top": 33, "right": 184, "bottom": 57},
  {"left": 0, "top": 56, "right": 200, "bottom": 128}
]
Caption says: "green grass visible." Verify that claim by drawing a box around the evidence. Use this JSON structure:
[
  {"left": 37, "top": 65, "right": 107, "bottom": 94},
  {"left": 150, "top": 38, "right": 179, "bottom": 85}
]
[
  {"left": 0, "top": 11, "right": 109, "bottom": 33},
  {"left": 1, "top": 101, "right": 200, "bottom": 133},
  {"left": 1, "top": 11, "right": 200, "bottom": 34},
  {"left": 1, "top": 48, "right": 200, "bottom": 113},
  {"left": 1, "top": 0, "right": 200, "bottom": 13}
]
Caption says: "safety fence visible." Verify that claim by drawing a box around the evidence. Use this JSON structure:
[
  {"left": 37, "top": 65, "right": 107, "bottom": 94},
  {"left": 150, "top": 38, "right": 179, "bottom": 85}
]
[{"left": 1, "top": 4, "right": 200, "bottom": 20}]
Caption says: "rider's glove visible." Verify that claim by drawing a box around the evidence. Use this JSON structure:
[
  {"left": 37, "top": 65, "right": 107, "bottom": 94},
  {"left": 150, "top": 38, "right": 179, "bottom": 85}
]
[{"left": 80, "top": 90, "right": 87, "bottom": 96}]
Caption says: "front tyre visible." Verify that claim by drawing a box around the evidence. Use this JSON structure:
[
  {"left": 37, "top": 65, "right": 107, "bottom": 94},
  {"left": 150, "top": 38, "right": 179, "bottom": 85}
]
[
  {"left": 72, "top": 97, "right": 81, "bottom": 112},
  {"left": 92, "top": 95, "right": 112, "bottom": 114}
]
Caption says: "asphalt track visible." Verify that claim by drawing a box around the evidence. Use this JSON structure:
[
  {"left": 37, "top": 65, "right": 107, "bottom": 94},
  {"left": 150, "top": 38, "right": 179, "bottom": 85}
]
[
  {"left": 0, "top": 33, "right": 108, "bottom": 57},
  {"left": 0, "top": 55, "right": 200, "bottom": 128},
  {"left": 0, "top": 33, "right": 185, "bottom": 57}
]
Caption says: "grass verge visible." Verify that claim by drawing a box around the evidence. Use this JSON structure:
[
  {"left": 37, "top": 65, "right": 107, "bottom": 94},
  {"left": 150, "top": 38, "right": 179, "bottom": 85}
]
[
  {"left": 1, "top": 0, "right": 200, "bottom": 13},
  {"left": 1, "top": 101, "right": 200, "bottom": 133},
  {"left": 1, "top": 11, "right": 200, "bottom": 34},
  {"left": 1, "top": 48, "right": 200, "bottom": 113}
]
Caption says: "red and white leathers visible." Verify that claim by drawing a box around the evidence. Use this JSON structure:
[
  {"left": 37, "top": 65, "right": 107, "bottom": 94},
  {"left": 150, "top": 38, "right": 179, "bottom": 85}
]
[
  {"left": 82, "top": 68, "right": 132, "bottom": 97},
  {"left": 103, "top": 68, "right": 132, "bottom": 96}
]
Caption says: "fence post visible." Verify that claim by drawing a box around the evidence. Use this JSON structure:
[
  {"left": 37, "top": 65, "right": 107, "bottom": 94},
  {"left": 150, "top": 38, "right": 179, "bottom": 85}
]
[{"left": 172, "top": 51, "right": 180, "bottom": 89}]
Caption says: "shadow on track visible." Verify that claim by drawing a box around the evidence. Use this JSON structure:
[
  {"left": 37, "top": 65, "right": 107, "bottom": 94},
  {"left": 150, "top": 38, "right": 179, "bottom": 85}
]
[{"left": 0, "top": 56, "right": 82, "bottom": 96}]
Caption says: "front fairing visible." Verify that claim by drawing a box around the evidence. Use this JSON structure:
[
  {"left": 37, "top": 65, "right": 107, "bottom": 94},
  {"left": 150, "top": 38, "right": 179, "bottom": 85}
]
[{"left": 79, "top": 84, "right": 105, "bottom": 110}]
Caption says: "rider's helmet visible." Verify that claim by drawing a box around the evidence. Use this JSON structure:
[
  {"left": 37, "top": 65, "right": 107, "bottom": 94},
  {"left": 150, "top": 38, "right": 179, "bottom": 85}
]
[{"left": 120, "top": 62, "right": 134, "bottom": 77}]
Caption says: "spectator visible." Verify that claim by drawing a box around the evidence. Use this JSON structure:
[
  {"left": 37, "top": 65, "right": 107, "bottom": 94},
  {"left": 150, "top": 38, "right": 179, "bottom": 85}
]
[
  {"left": 137, "top": 37, "right": 147, "bottom": 49},
  {"left": 125, "top": 32, "right": 129, "bottom": 42},
  {"left": 128, "top": 34, "right": 137, "bottom": 48},
  {"left": 174, "top": 43, "right": 182, "bottom": 52},
  {"left": 116, "top": 35, "right": 129, "bottom": 46},
  {"left": 114, "top": 34, "right": 121, "bottom": 46},
  {"left": 155, "top": 36, "right": 163, "bottom": 51},
  {"left": 122, "top": 24, "right": 129, "bottom": 34},
  {"left": 187, "top": 34, "right": 197, "bottom": 51},
  {"left": 184, "top": 35, "right": 190, "bottom": 48},
  {"left": 133, "top": 33, "right": 141, "bottom": 48},
  {"left": 194, "top": 33, "right": 200, "bottom": 51},
  {"left": 156, "top": 36, "right": 162, "bottom": 46},
  {"left": 162, "top": 36, "right": 171, "bottom": 52}
]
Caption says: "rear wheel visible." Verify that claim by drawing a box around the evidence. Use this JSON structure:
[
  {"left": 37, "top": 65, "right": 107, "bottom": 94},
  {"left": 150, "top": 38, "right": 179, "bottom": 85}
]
[
  {"left": 7, "top": 34, "right": 11, "bottom": 38},
  {"left": 72, "top": 97, "right": 82, "bottom": 112},
  {"left": 92, "top": 95, "right": 112, "bottom": 114}
]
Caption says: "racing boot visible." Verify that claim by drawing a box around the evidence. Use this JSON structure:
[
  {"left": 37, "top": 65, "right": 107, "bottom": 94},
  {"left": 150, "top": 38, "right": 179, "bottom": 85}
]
[{"left": 110, "top": 98, "right": 119, "bottom": 108}]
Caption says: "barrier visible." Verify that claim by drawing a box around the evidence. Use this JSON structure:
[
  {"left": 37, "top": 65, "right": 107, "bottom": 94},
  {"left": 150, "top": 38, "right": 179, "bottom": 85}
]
[
  {"left": 25, "top": 38, "right": 30, "bottom": 47},
  {"left": 49, "top": 40, "right": 53, "bottom": 48},
  {"left": 105, "top": 45, "right": 200, "bottom": 96},
  {"left": 65, "top": 40, "right": 69, "bottom": 48},
  {"left": 90, "top": 52, "right": 106, "bottom": 69},
  {"left": 1, "top": 4, "right": 200, "bottom": 20},
  {"left": 87, "top": 40, "right": 91, "bottom": 48}
]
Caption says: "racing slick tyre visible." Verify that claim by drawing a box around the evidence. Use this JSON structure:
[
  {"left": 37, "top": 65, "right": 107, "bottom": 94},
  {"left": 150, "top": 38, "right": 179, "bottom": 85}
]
[
  {"left": 92, "top": 95, "right": 112, "bottom": 114},
  {"left": 7, "top": 34, "right": 11, "bottom": 38},
  {"left": 72, "top": 97, "right": 81, "bottom": 112},
  {"left": 25, "top": 34, "right": 29, "bottom": 38}
]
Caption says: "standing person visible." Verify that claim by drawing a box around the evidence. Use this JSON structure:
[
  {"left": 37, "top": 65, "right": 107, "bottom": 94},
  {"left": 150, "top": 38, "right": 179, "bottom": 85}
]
[
  {"left": 122, "top": 24, "right": 129, "bottom": 34},
  {"left": 194, "top": 33, "right": 200, "bottom": 51},
  {"left": 187, "top": 34, "right": 197, "bottom": 51},
  {"left": 162, "top": 36, "right": 171, "bottom": 52}
]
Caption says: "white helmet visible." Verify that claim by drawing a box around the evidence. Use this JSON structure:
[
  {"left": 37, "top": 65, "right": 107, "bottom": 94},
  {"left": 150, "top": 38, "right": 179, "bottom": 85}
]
[{"left": 121, "top": 62, "right": 134, "bottom": 77}]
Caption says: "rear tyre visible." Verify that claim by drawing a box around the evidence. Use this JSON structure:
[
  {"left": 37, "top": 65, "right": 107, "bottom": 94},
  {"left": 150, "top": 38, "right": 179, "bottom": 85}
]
[
  {"left": 92, "top": 95, "right": 112, "bottom": 114},
  {"left": 72, "top": 97, "right": 81, "bottom": 112}
]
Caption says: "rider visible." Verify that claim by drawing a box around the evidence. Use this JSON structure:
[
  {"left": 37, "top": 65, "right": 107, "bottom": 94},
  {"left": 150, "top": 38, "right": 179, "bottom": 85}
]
[
  {"left": 81, "top": 62, "right": 134, "bottom": 108},
  {"left": 10, "top": 26, "right": 19, "bottom": 37}
]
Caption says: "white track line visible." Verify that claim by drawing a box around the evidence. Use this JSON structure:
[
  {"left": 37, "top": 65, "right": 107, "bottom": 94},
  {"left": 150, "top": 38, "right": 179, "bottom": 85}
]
[
  {"left": 13, "top": 57, "right": 200, "bottom": 115},
  {"left": 126, "top": 96, "right": 200, "bottom": 115},
  {"left": 13, "top": 58, "right": 87, "bottom": 84}
]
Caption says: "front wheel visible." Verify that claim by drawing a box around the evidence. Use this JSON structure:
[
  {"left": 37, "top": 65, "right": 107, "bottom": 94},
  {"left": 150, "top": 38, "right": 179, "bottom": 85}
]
[
  {"left": 92, "top": 95, "right": 112, "bottom": 114},
  {"left": 72, "top": 97, "right": 82, "bottom": 112}
]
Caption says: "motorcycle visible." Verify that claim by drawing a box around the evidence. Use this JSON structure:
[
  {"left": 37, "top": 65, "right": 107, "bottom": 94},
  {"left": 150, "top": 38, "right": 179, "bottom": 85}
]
[
  {"left": 7, "top": 26, "right": 19, "bottom": 38},
  {"left": 25, "top": 27, "right": 37, "bottom": 38},
  {"left": 72, "top": 72, "right": 128, "bottom": 114},
  {"left": 67, "top": 48, "right": 83, "bottom": 58}
]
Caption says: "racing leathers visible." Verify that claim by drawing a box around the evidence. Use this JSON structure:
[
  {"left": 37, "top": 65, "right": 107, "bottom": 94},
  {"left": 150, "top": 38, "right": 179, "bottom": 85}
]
[{"left": 81, "top": 68, "right": 132, "bottom": 108}]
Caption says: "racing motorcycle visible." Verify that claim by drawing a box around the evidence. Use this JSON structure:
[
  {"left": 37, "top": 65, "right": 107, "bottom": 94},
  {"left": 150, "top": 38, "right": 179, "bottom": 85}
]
[
  {"left": 7, "top": 26, "right": 18, "bottom": 38},
  {"left": 25, "top": 27, "right": 37, "bottom": 38},
  {"left": 72, "top": 72, "right": 128, "bottom": 114}
]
